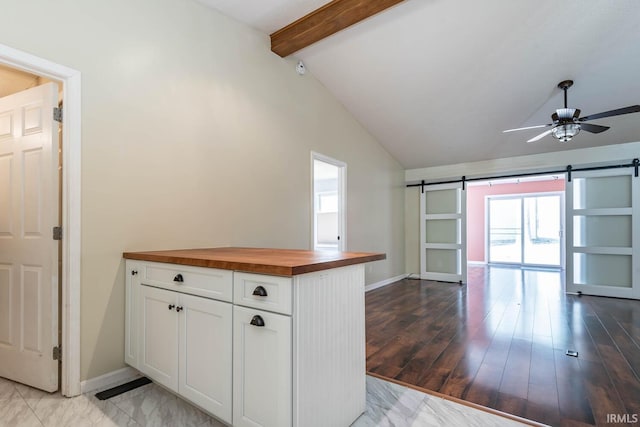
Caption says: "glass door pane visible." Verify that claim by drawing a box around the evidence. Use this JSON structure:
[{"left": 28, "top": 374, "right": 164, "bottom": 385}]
[
  {"left": 488, "top": 198, "right": 521, "bottom": 264},
  {"left": 523, "top": 195, "right": 561, "bottom": 266}
]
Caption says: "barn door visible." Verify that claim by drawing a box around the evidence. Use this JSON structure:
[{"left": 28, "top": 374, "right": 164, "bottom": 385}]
[
  {"left": 566, "top": 168, "right": 639, "bottom": 299},
  {"left": 420, "top": 182, "right": 466, "bottom": 282},
  {"left": 0, "top": 83, "right": 60, "bottom": 391}
]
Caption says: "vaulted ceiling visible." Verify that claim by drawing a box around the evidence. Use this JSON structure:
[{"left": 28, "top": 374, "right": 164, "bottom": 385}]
[{"left": 208, "top": 1, "right": 639, "bottom": 168}]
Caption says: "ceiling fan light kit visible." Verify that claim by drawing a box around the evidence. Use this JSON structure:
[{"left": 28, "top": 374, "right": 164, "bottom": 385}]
[
  {"left": 552, "top": 123, "right": 580, "bottom": 143},
  {"left": 503, "top": 79, "right": 640, "bottom": 143}
]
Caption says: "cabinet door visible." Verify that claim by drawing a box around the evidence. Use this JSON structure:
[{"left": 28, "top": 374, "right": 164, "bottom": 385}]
[
  {"left": 233, "top": 306, "right": 292, "bottom": 427},
  {"left": 139, "top": 285, "right": 179, "bottom": 391},
  {"left": 125, "top": 261, "right": 142, "bottom": 368},
  {"left": 179, "top": 294, "right": 232, "bottom": 424}
]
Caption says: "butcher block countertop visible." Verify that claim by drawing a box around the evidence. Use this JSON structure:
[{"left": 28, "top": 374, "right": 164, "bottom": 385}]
[{"left": 122, "top": 247, "right": 386, "bottom": 276}]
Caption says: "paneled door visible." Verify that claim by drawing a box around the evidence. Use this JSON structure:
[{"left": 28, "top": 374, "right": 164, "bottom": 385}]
[
  {"left": 566, "top": 168, "right": 639, "bottom": 299},
  {"left": 0, "top": 83, "right": 60, "bottom": 391},
  {"left": 420, "top": 182, "right": 466, "bottom": 282}
]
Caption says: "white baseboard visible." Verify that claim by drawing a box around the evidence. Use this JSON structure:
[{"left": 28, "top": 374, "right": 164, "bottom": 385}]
[
  {"left": 365, "top": 274, "right": 408, "bottom": 292},
  {"left": 80, "top": 366, "right": 141, "bottom": 395}
]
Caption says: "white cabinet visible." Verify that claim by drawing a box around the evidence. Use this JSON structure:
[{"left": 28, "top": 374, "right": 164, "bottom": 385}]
[
  {"left": 180, "top": 293, "right": 232, "bottom": 422},
  {"left": 126, "top": 258, "right": 366, "bottom": 427},
  {"left": 125, "top": 262, "right": 142, "bottom": 367},
  {"left": 127, "top": 261, "right": 232, "bottom": 424},
  {"left": 233, "top": 306, "right": 291, "bottom": 427},
  {"left": 138, "top": 284, "right": 180, "bottom": 390},
  {"left": 233, "top": 272, "right": 292, "bottom": 315}
]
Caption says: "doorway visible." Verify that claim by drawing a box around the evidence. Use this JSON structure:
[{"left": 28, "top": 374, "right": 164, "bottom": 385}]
[
  {"left": 487, "top": 193, "right": 563, "bottom": 267},
  {"left": 311, "top": 152, "right": 346, "bottom": 251},
  {"left": 466, "top": 176, "right": 566, "bottom": 269},
  {"left": 0, "top": 43, "right": 81, "bottom": 396}
]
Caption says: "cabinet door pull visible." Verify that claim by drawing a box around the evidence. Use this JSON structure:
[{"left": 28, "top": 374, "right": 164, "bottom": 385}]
[
  {"left": 173, "top": 274, "right": 184, "bottom": 283},
  {"left": 249, "top": 315, "right": 265, "bottom": 327},
  {"left": 131, "top": 270, "right": 138, "bottom": 276},
  {"left": 168, "top": 304, "right": 175, "bottom": 310},
  {"left": 176, "top": 306, "right": 183, "bottom": 312},
  {"left": 252, "top": 285, "right": 268, "bottom": 297}
]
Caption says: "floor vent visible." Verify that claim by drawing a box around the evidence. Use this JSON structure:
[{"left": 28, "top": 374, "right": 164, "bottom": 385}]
[{"left": 95, "top": 377, "right": 152, "bottom": 400}]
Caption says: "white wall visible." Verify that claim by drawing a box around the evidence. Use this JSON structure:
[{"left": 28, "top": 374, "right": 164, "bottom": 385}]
[
  {"left": 404, "top": 141, "right": 640, "bottom": 275},
  {"left": 0, "top": 0, "right": 404, "bottom": 381}
]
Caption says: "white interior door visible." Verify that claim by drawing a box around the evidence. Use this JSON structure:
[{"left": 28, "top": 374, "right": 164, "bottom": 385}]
[
  {"left": 420, "top": 182, "right": 466, "bottom": 282},
  {"left": 0, "top": 83, "right": 59, "bottom": 391},
  {"left": 566, "top": 168, "right": 639, "bottom": 299}
]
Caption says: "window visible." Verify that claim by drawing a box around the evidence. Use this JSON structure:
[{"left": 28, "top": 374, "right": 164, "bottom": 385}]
[{"left": 312, "top": 153, "right": 346, "bottom": 251}]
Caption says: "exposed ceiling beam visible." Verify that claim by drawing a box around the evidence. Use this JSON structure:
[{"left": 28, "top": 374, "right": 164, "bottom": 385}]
[{"left": 270, "top": 0, "right": 404, "bottom": 57}]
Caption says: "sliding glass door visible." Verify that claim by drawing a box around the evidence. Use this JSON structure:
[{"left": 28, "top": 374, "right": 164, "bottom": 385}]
[
  {"left": 488, "top": 198, "right": 522, "bottom": 264},
  {"left": 524, "top": 195, "right": 562, "bottom": 265},
  {"left": 488, "top": 193, "right": 563, "bottom": 267}
]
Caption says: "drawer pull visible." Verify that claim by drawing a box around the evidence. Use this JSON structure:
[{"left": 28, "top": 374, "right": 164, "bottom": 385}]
[
  {"left": 173, "top": 274, "right": 184, "bottom": 283},
  {"left": 250, "top": 315, "right": 265, "bottom": 327},
  {"left": 252, "top": 286, "right": 268, "bottom": 297},
  {"left": 176, "top": 306, "right": 183, "bottom": 312},
  {"left": 168, "top": 304, "right": 175, "bottom": 310}
]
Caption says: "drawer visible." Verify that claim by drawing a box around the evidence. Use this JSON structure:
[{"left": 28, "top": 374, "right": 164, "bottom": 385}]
[
  {"left": 233, "top": 272, "right": 292, "bottom": 315},
  {"left": 140, "top": 261, "right": 233, "bottom": 302}
]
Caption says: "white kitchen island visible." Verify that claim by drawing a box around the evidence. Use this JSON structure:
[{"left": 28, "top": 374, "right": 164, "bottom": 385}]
[{"left": 123, "top": 247, "right": 385, "bottom": 427}]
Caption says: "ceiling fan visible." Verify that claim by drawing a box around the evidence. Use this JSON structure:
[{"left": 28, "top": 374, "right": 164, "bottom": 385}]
[{"left": 503, "top": 80, "right": 640, "bottom": 143}]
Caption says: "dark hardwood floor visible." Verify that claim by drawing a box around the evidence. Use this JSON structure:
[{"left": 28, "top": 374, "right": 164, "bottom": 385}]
[{"left": 365, "top": 265, "right": 640, "bottom": 427}]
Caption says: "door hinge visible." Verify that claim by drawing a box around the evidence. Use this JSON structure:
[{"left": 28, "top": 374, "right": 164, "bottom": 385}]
[
  {"left": 53, "top": 226, "right": 62, "bottom": 240},
  {"left": 53, "top": 107, "right": 63, "bottom": 123},
  {"left": 52, "top": 346, "right": 62, "bottom": 360}
]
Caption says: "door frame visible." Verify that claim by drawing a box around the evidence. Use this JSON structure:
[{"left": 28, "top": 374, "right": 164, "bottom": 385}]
[
  {"left": 486, "top": 191, "right": 565, "bottom": 268},
  {"left": 0, "top": 43, "right": 82, "bottom": 396},
  {"left": 310, "top": 151, "right": 346, "bottom": 251}
]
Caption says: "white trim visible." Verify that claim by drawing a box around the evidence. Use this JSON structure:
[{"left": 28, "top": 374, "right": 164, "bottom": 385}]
[
  {"left": 365, "top": 274, "right": 408, "bottom": 292},
  {"left": 80, "top": 367, "right": 141, "bottom": 395},
  {"left": 573, "top": 208, "right": 632, "bottom": 216},
  {"left": 0, "top": 43, "right": 82, "bottom": 397},
  {"left": 467, "top": 260, "right": 487, "bottom": 265},
  {"left": 572, "top": 247, "right": 632, "bottom": 255},
  {"left": 425, "top": 243, "right": 463, "bottom": 250},
  {"left": 425, "top": 213, "right": 460, "bottom": 220}
]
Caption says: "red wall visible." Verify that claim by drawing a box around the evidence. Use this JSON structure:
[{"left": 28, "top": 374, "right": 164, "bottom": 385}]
[{"left": 467, "top": 179, "right": 566, "bottom": 262}]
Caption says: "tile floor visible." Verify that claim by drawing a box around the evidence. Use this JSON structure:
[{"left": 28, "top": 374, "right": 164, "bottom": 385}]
[{"left": 0, "top": 375, "right": 533, "bottom": 426}]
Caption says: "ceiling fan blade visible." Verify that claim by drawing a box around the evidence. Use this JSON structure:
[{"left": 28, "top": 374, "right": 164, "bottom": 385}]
[
  {"left": 527, "top": 128, "right": 554, "bottom": 143},
  {"left": 580, "top": 123, "right": 610, "bottom": 134},
  {"left": 579, "top": 105, "right": 640, "bottom": 122},
  {"left": 503, "top": 123, "right": 552, "bottom": 133}
]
